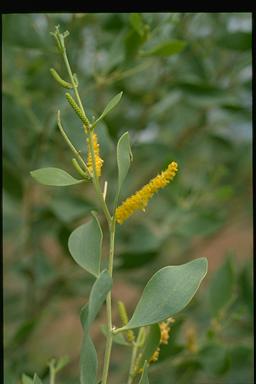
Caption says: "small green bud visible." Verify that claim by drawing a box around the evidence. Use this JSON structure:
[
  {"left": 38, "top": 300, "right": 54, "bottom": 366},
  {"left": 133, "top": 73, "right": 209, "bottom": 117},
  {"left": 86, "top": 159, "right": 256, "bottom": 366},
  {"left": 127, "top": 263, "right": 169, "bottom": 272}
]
[
  {"left": 65, "top": 93, "right": 90, "bottom": 127},
  {"left": 50, "top": 68, "right": 73, "bottom": 89},
  {"left": 72, "top": 158, "right": 91, "bottom": 180},
  {"left": 117, "top": 301, "right": 135, "bottom": 342}
]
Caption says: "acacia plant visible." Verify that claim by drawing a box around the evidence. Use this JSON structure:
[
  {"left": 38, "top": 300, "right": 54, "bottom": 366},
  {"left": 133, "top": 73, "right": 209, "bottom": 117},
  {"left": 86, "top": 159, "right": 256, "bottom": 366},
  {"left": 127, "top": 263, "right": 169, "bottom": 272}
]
[{"left": 30, "top": 26, "right": 208, "bottom": 384}]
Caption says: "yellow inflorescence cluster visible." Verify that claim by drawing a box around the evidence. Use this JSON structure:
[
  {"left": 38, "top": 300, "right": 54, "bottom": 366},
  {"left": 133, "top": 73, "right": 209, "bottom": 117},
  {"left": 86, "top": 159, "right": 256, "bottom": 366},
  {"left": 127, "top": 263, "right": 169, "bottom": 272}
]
[
  {"left": 159, "top": 321, "right": 171, "bottom": 345},
  {"left": 149, "top": 317, "right": 175, "bottom": 365},
  {"left": 149, "top": 347, "right": 160, "bottom": 363},
  {"left": 115, "top": 161, "right": 178, "bottom": 224},
  {"left": 87, "top": 133, "right": 104, "bottom": 177}
]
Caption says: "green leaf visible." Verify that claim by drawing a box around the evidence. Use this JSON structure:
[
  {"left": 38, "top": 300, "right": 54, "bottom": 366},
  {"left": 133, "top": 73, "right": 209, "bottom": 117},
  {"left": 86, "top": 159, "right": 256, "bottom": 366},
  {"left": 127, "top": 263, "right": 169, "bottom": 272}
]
[
  {"left": 55, "top": 355, "right": 70, "bottom": 372},
  {"left": 136, "top": 324, "right": 161, "bottom": 371},
  {"left": 130, "top": 13, "right": 145, "bottom": 36},
  {"left": 138, "top": 361, "right": 149, "bottom": 384},
  {"left": 68, "top": 212, "right": 103, "bottom": 277},
  {"left": 21, "top": 374, "right": 33, "bottom": 384},
  {"left": 80, "top": 335, "right": 98, "bottom": 384},
  {"left": 50, "top": 196, "right": 94, "bottom": 223},
  {"left": 32, "top": 374, "right": 43, "bottom": 384},
  {"left": 122, "top": 258, "right": 208, "bottom": 330},
  {"left": 208, "top": 257, "right": 234, "bottom": 315},
  {"left": 217, "top": 32, "right": 251, "bottom": 51},
  {"left": 199, "top": 343, "right": 231, "bottom": 376},
  {"left": 30, "top": 167, "right": 83, "bottom": 186},
  {"left": 80, "top": 270, "right": 112, "bottom": 384},
  {"left": 116, "top": 132, "right": 133, "bottom": 198},
  {"left": 94, "top": 92, "right": 123, "bottom": 125},
  {"left": 141, "top": 39, "right": 186, "bottom": 57}
]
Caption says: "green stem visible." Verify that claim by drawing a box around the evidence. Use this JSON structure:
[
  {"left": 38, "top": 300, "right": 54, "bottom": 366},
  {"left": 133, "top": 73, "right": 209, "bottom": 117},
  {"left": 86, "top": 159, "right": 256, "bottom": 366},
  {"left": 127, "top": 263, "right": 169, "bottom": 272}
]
[
  {"left": 102, "top": 220, "right": 116, "bottom": 384},
  {"left": 60, "top": 35, "right": 114, "bottom": 384},
  {"left": 49, "top": 366, "right": 56, "bottom": 384},
  {"left": 61, "top": 36, "right": 112, "bottom": 225},
  {"left": 57, "top": 110, "right": 90, "bottom": 175},
  {"left": 62, "top": 47, "right": 90, "bottom": 126},
  {"left": 128, "top": 328, "right": 145, "bottom": 384}
]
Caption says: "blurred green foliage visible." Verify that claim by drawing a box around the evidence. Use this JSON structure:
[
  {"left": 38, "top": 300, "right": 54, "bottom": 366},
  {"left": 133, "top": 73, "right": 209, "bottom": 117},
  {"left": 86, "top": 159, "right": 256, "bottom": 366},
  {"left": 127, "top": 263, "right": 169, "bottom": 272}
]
[{"left": 3, "top": 13, "right": 252, "bottom": 384}]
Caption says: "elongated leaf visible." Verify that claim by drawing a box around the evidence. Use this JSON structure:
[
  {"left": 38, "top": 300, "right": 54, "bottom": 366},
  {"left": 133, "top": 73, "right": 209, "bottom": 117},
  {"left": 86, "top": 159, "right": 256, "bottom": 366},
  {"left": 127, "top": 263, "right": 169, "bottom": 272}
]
[
  {"left": 21, "top": 374, "right": 33, "bottom": 384},
  {"left": 87, "top": 270, "right": 112, "bottom": 325},
  {"left": 208, "top": 257, "right": 234, "bottom": 315},
  {"left": 217, "top": 31, "right": 251, "bottom": 51},
  {"left": 80, "top": 335, "right": 98, "bottom": 384},
  {"left": 141, "top": 39, "right": 186, "bottom": 57},
  {"left": 30, "top": 167, "right": 83, "bottom": 186},
  {"left": 116, "top": 132, "right": 133, "bottom": 198},
  {"left": 94, "top": 92, "right": 123, "bottom": 124},
  {"left": 122, "top": 258, "right": 208, "bottom": 330},
  {"left": 32, "top": 374, "right": 42, "bottom": 384},
  {"left": 55, "top": 356, "right": 70, "bottom": 372},
  {"left": 138, "top": 362, "right": 149, "bottom": 384},
  {"left": 68, "top": 212, "right": 103, "bottom": 276},
  {"left": 80, "top": 270, "right": 112, "bottom": 384},
  {"left": 130, "top": 13, "right": 145, "bottom": 36},
  {"left": 136, "top": 324, "right": 161, "bottom": 371}
]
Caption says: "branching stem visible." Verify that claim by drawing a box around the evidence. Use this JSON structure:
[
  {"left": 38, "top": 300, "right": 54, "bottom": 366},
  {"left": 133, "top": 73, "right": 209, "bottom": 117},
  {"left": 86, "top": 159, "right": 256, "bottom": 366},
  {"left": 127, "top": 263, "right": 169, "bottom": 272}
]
[{"left": 58, "top": 29, "right": 114, "bottom": 384}]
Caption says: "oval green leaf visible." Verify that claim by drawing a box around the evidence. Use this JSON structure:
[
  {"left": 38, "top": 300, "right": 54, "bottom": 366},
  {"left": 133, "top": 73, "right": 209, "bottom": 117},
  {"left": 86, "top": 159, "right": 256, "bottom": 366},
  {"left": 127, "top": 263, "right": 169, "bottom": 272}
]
[
  {"left": 30, "top": 167, "right": 83, "bottom": 186},
  {"left": 94, "top": 92, "right": 123, "bottom": 125},
  {"left": 122, "top": 258, "right": 208, "bottom": 330},
  {"left": 141, "top": 39, "right": 186, "bottom": 57},
  {"left": 116, "top": 131, "right": 133, "bottom": 198},
  {"left": 68, "top": 212, "right": 103, "bottom": 277},
  {"left": 80, "top": 270, "right": 112, "bottom": 384}
]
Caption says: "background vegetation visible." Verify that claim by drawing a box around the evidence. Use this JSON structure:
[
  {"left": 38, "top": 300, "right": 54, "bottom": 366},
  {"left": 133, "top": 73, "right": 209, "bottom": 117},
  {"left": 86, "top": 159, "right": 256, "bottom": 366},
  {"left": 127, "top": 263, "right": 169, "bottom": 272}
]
[{"left": 3, "top": 12, "right": 253, "bottom": 384}]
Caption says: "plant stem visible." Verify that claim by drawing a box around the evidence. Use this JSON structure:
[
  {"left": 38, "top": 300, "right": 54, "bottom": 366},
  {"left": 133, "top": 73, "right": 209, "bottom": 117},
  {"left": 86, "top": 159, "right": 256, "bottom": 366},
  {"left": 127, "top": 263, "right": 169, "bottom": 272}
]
[
  {"left": 127, "top": 328, "right": 145, "bottom": 384},
  {"left": 60, "top": 35, "right": 114, "bottom": 384},
  {"left": 49, "top": 365, "right": 56, "bottom": 384},
  {"left": 102, "top": 220, "right": 116, "bottom": 384},
  {"left": 62, "top": 47, "right": 90, "bottom": 126},
  {"left": 61, "top": 38, "right": 112, "bottom": 224},
  {"left": 57, "top": 110, "right": 90, "bottom": 174}
]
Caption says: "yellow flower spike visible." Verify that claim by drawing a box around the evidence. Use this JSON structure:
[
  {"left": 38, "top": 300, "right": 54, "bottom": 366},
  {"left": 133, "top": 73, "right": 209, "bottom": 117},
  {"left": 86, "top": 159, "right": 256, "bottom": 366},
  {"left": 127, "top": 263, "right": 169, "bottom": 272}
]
[
  {"left": 159, "top": 320, "right": 172, "bottom": 345},
  {"left": 148, "top": 318, "right": 175, "bottom": 367},
  {"left": 149, "top": 347, "right": 160, "bottom": 364},
  {"left": 87, "top": 133, "right": 104, "bottom": 177},
  {"left": 115, "top": 161, "right": 178, "bottom": 224}
]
